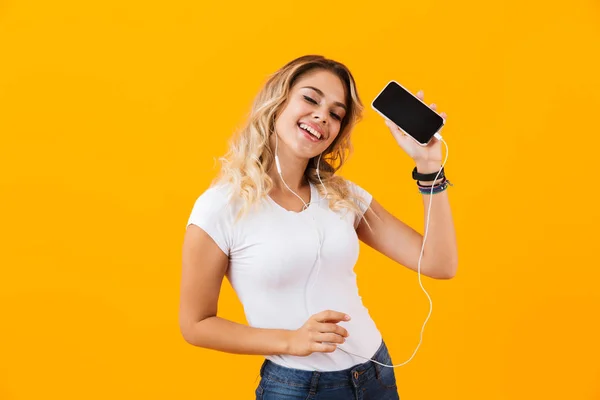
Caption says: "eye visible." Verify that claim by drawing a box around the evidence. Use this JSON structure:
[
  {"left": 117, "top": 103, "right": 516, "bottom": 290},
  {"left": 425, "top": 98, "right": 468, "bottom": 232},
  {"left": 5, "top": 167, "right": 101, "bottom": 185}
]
[{"left": 304, "top": 95, "right": 343, "bottom": 121}]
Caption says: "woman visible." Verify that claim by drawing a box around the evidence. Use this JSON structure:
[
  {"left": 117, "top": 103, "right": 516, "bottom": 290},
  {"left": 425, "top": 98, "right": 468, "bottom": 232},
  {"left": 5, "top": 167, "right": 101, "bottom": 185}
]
[{"left": 179, "top": 55, "right": 458, "bottom": 399}]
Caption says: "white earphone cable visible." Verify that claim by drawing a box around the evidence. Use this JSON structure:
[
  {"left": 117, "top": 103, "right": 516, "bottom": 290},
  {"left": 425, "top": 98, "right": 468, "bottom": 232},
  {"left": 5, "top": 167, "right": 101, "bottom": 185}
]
[
  {"left": 274, "top": 130, "right": 449, "bottom": 369},
  {"left": 336, "top": 134, "right": 449, "bottom": 368},
  {"left": 274, "top": 134, "right": 324, "bottom": 317}
]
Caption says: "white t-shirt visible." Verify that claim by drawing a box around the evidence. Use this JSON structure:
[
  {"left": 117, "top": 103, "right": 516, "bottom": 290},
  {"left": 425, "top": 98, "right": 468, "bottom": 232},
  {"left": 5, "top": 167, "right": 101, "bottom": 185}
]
[{"left": 186, "top": 179, "right": 382, "bottom": 371}]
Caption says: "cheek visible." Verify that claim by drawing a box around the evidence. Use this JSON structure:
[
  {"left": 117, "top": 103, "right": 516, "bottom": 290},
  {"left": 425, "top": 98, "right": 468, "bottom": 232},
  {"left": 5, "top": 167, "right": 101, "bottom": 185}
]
[
  {"left": 324, "top": 132, "right": 340, "bottom": 149},
  {"left": 329, "top": 124, "right": 342, "bottom": 141},
  {"left": 294, "top": 103, "right": 314, "bottom": 120},
  {"left": 280, "top": 103, "right": 305, "bottom": 126},
  {"left": 275, "top": 109, "right": 293, "bottom": 128}
]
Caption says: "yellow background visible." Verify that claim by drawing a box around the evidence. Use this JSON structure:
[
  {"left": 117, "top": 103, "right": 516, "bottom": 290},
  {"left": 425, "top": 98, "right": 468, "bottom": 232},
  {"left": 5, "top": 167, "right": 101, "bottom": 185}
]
[{"left": 1, "top": 0, "right": 599, "bottom": 399}]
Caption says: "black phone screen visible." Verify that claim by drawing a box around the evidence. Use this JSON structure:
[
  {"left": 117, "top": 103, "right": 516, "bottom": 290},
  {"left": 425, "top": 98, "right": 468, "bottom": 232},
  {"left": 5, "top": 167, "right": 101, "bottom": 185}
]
[{"left": 372, "top": 81, "right": 444, "bottom": 145}]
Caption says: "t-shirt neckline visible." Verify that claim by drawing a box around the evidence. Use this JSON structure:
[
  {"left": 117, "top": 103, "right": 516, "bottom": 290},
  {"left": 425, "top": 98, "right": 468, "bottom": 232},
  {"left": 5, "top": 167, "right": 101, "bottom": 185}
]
[{"left": 267, "top": 181, "right": 316, "bottom": 214}]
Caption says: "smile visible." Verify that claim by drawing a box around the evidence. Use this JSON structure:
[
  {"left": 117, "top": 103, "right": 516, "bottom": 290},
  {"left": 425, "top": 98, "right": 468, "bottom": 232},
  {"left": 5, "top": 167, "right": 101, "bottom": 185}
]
[{"left": 298, "top": 123, "right": 322, "bottom": 140}]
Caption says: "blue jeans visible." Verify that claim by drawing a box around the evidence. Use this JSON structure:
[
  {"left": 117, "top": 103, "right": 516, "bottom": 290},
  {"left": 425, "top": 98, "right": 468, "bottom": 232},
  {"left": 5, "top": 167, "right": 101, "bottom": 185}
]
[{"left": 255, "top": 340, "right": 400, "bottom": 399}]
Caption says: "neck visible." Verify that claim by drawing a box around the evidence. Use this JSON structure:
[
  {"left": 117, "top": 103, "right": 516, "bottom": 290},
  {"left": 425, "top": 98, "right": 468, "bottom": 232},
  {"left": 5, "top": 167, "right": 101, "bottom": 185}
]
[
  {"left": 268, "top": 157, "right": 309, "bottom": 192},
  {"left": 268, "top": 137, "right": 310, "bottom": 192}
]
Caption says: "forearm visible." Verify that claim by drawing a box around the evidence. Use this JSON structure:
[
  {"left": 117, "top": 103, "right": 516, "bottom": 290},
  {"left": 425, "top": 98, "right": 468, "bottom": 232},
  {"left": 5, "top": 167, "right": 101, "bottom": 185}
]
[
  {"left": 182, "top": 316, "right": 291, "bottom": 356},
  {"left": 417, "top": 162, "right": 458, "bottom": 278}
]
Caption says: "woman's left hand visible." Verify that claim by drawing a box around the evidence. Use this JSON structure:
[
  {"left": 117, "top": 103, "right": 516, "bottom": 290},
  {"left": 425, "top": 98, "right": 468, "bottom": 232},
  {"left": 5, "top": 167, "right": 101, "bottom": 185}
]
[{"left": 384, "top": 90, "right": 447, "bottom": 166}]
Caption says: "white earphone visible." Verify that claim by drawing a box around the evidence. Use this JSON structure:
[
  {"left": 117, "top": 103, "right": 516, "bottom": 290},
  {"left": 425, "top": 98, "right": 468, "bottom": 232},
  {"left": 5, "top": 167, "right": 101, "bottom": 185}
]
[
  {"left": 274, "top": 133, "right": 326, "bottom": 317},
  {"left": 274, "top": 130, "right": 449, "bottom": 369}
]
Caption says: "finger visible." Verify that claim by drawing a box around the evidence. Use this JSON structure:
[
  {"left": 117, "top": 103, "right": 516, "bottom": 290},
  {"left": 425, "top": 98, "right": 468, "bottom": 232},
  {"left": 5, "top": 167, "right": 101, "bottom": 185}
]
[
  {"left": 315, "top": 310, "right": 350, "bottom": 323},
  {"left": 430, "top": 103, "right": 437, "bottom": 110},
  {"left": 315, "top": 332, "right": 346, "bottom": 344},
  {"left": 319, "top": 323, "right": 349, "bottom": 337},
  {"left": 441, "top": 111, "right": 447, "bottom": 119},
  {"left": 312, "top": 342, "right": 337, "bottom": 353},
  {"left": 417, "top": 90, "right": 424, "bottom": 100},
  {"left": 384, "top": 118, "right": 419, "bottom": 142},
  {"left": 385, "top": 119, "right": 401, "bottom": 135},
  {"left": 385, "top": 119, "right": 402, "bottom": 135}
]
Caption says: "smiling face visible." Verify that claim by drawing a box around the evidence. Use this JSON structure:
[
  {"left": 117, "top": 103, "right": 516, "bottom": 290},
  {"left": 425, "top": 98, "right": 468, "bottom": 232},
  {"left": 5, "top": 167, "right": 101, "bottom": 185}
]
[{"left": 273, "top": 68, "right": 348, "bottom": 161}]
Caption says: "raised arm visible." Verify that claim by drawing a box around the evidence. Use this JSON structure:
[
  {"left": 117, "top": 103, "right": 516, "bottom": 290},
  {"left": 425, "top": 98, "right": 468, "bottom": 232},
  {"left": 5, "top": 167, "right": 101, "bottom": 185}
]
[{"left": 356, "top": 192, "right": 458, "bottom": 279}]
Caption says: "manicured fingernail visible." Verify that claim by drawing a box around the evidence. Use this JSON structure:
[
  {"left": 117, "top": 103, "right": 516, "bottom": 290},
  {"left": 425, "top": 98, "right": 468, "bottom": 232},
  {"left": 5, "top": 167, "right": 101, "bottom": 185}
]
[{"left": 345, "top": 315, "right": 351, "bottom": 320}]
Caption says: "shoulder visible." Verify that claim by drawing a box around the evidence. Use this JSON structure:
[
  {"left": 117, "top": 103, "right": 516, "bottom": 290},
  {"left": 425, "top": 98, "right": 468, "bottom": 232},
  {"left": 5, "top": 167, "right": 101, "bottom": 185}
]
[
  {"left": 199, "top": 182, "right": 234, "bottom": 203},
  {"left": 187, "top": 182, "right": 242, "bottom": 254},
  {"left": 331, "top": 178, "right": 373, "bottom": 229},
  {"left": 344, "top": 179, "right": 373, "bottom": 207},
  {"left": 189, "top": 181, "right": 241, "bottom": 219}
]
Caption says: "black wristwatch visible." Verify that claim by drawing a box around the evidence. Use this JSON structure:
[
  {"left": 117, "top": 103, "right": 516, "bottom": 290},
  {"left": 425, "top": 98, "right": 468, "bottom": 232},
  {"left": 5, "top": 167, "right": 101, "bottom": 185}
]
[{"left": 412, "top": 166, "right": 444, "bottom": 181}]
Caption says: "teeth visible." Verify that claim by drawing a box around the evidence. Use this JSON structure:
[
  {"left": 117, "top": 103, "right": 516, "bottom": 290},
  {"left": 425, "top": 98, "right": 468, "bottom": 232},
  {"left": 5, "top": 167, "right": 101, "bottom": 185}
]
[{"left": 299, "top": 123, "right": 321, "bottom": 139}]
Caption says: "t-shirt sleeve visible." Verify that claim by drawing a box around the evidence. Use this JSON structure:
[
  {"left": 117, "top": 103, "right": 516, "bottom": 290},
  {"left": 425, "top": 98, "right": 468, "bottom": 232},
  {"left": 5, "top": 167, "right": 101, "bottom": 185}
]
[
  {"left": 186, "top": 187, "right": 234, "bottom": 256},
  {"left": 347, "top": 180, "right": 373, "bottom": 229}
]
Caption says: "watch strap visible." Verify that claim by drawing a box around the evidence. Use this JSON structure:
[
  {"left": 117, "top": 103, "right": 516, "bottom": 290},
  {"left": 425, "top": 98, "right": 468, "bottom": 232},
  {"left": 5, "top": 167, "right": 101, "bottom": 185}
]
[{"left": 412, "top": 166, "right": 444, "bottom": 181}]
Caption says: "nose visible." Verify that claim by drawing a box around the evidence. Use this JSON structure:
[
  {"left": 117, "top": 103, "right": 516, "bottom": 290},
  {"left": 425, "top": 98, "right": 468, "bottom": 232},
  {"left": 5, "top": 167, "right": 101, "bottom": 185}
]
[{"left": 313, "top": 109, "right": 328, "bottom": 124}]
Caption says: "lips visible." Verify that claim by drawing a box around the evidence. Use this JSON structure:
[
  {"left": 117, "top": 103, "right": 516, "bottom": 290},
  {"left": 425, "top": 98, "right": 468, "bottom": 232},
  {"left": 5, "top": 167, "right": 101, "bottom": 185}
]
[
  {"left": 298, "top": 121, "right": 325, "bottom": 139},
  {"left": 298, "top": 125, "right": 321, "bottom": 142}
]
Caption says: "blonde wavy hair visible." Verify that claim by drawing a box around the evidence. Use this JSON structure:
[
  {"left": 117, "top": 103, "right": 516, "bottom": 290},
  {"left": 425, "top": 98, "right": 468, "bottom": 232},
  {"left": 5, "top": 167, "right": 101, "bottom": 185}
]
[{"left": 215, "top": 55, "right": 371, "bottom": 223}]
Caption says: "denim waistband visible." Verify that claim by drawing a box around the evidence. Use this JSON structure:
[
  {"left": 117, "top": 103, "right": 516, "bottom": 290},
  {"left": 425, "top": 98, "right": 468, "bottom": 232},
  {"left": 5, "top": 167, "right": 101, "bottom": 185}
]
[{"left": 259, "top": 340, "right": 390, "bottom": 389}]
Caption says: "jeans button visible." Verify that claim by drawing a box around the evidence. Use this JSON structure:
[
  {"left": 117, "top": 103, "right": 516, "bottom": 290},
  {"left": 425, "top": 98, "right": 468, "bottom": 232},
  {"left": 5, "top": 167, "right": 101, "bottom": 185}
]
[{"left": 353, "top": 371, "right": 359, "bottom": 379}]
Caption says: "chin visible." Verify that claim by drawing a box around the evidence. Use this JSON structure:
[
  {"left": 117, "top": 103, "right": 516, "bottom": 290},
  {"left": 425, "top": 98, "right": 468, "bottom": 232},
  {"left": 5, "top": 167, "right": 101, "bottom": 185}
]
[{"left": 292, "top": 147, "right": 320, "bottom": 161}]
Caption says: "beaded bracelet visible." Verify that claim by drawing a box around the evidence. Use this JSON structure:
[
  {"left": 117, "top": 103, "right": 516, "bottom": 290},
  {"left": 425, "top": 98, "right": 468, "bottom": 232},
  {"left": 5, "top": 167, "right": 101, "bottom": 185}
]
[
  {"left": 418, "top": 179, "right": 453, "bottom": 195},
  {"left": 419, "top": 184, "right": 448, "bottom": 195},
  {"left": 417, "top": 177, "right": 447, "bottom": 188}
]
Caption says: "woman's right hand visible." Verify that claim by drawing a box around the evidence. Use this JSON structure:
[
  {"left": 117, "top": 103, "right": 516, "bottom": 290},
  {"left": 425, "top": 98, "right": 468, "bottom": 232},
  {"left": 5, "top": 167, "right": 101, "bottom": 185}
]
[{"left": 286, "top": 310, "right": 351, "bottom": 356}]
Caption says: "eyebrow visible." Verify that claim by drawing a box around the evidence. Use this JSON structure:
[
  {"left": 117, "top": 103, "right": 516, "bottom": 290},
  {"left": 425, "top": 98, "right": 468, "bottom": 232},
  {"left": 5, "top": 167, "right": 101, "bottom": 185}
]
[{"left": 301, "top": 86, "right": 347, "bottom": 111}]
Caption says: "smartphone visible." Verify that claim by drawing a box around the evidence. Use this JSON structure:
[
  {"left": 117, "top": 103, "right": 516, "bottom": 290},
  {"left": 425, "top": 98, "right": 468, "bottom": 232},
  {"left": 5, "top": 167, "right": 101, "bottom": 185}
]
[{"left": 371, "top": 80, "right": 445, "bottom": 146}]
